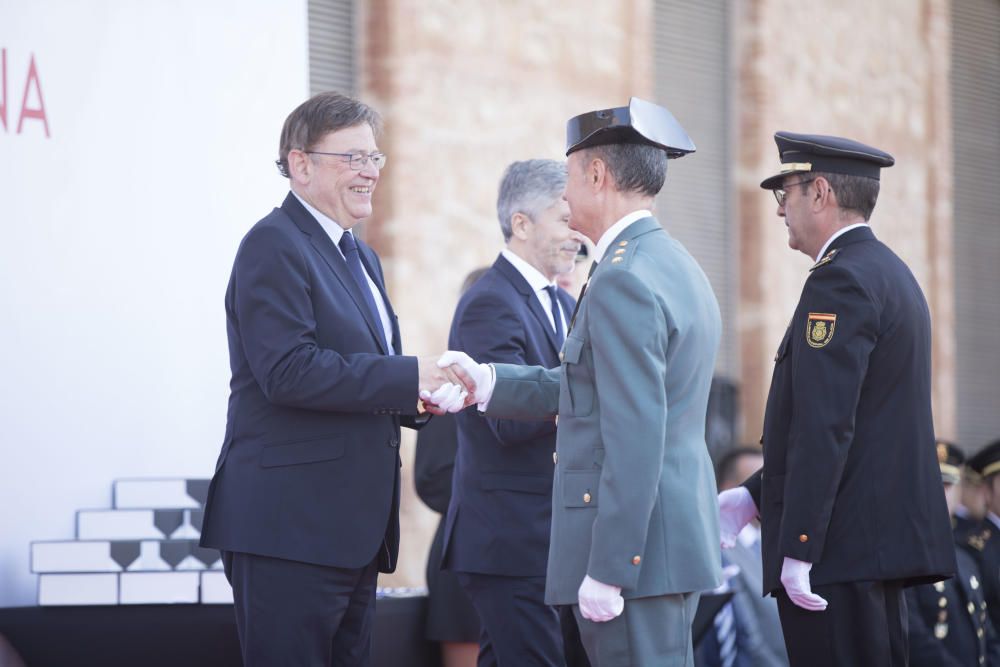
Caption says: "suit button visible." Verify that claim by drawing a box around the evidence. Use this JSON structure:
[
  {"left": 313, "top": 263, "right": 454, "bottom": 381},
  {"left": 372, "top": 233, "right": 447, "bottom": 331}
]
[
  {"left": 583, "top": 492, "right": 592, "bottom": 504},
  {"left": 632, "top": 555, "right": 641, "bottom": 565},
  {"left": 798, "top": 534, "right": 808, "bottom": 543},
  {"left": 388, "top": 437, "right": 399, "bottom": 448},
  {"left": 553, "top": 452, "right": 558, "bottom": 464}
]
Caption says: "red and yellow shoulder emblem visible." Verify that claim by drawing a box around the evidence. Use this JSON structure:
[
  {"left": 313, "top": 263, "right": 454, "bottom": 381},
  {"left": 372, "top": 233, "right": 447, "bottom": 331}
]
[{"left": 805, "top": 313, "right": 836, "bottom": 348}]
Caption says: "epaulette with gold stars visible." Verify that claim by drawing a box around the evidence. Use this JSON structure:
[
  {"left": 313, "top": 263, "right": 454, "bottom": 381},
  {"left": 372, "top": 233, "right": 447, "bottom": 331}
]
[
  {"left": 809, "top": 248, "right": 840, "bottom": 272},
  {"left": 967, "top": 528, "right": 992, "bottom": 552},
  {"left": 607, "top": 238, "right": 635, "bottom": 267}
]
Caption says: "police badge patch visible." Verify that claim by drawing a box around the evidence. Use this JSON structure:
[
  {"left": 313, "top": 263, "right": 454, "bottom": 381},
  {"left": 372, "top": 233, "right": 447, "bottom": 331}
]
[{"left": 806, "top": 313, "right": 837, "bottom": 348}]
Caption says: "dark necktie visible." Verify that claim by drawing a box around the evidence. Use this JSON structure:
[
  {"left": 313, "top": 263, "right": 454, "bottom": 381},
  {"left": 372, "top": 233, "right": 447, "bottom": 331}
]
[
  {"left": 338, "top": 232, "right": 388, "bottom": 352},
  {"left": 567, "top": 261, "right": 598, "bottom": 336},
  {"left": 543, "top": 285, "right": 565, "bottom": 348}
]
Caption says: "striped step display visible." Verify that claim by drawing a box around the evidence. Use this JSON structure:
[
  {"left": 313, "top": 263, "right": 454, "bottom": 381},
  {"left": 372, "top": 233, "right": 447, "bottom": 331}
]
[
  {"left": 31, "top": 478, "right": 232, "bottom": 606},
  {"left": 37, "top": 571, "right": 233, "bottom": 606},
  {"left": 76, "top": 508, "right": 204, "bottom": 540}
]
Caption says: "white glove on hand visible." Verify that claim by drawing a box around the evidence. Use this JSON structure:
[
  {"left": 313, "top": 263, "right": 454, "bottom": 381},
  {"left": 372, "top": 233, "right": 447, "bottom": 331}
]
[
  {"left": 780, "top": 557, "right": 828, "bottom": 611},
  {"left": 718, "top": 486, "right": 758, "bottom": 549},
  {"left": 437, "top": 351, "right": 494, "bottom": 408},
  {"left": 577, "top": 575, "right": 624, "bottom": 623},
  {"left": 419, "top": 383, "right": 467, "bottom": 414}
]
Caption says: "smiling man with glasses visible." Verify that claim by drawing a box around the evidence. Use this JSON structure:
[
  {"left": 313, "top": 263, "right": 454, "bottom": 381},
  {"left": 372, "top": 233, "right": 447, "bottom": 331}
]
[
  {"left": 200, "top": 91, "right": 473, "bottom": 666},
  {"left": 718, "top": 132, "right": 956, "bottom": 666}
]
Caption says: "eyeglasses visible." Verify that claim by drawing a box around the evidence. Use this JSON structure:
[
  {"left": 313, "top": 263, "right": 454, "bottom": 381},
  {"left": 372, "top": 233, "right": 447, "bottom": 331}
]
[
  {"left": 773, "top": 178, "right": 814, "bottom": 206},
  {"left": 304, "top": 151, "right": 388, "bottom": 171}
]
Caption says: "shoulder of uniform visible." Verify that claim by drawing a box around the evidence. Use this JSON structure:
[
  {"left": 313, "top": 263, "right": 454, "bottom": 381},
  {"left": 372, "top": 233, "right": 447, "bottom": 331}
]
[
  {"left": 603, "top": 237, "right": 639, "bottom": 269},
  {"left": 809, "top": 247, "right": 841, "bottom": 272}
]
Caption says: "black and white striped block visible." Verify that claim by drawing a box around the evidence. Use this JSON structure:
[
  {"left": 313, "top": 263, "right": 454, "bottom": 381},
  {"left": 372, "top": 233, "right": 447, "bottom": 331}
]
[
  {"left": 112, "top": 478, "right": 210, "bottom": 509},
  {"left": 31, "top": 539, "right": 221, "bottom": 573},
  {"left": 76, "top": 508, "right": 204, "bottom": 540}
]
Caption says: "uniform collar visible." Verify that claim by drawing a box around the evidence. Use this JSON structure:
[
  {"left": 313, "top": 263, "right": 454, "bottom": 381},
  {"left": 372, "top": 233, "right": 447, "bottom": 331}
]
[
  {"left": 593, "top": 209, "right": 653, "bottom": 262},
  {"left": 815, "top": 222, "right": 869, "bottom": 262}
]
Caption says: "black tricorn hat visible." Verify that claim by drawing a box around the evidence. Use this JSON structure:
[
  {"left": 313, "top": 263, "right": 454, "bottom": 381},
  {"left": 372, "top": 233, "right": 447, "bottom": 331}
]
[
  {"left": 565, "top": 97, "right": 695, "bottom": 158},
  {"left": 759, "top": 131, "right": 894, "bottom": 190}
]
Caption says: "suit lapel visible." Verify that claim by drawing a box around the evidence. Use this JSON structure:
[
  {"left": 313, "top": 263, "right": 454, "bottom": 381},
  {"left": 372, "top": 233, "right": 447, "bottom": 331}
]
[
  {"left": 281, "top": 193, "right": 389, "bottom": 354},
  {"left": 494, "top": 254, "right": 561, "bottom": 355}
]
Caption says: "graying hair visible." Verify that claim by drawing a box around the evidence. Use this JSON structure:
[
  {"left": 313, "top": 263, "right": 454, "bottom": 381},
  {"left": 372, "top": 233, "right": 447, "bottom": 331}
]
[
  {"left": 581, "top": 143, "right": 668, "bottom": 197},
  {"left": 496, "top": 160, "right": 568, "bottom": 242},
  {"left": 276, "top": 91, "right": 382, "bottom": 178},
  {"left": 806, "top": 172, "right": 881, "bottom": 221}
]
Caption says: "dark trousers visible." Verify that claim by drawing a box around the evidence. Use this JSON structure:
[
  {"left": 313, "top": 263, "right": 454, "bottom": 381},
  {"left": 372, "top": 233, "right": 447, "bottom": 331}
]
[
  {"left": 456, "top": 572, "right": 565, "bottom": 667},
  {"left": 222, "top": 550, "right": 379, "bottom": 667},
  {"left": 776, "top": 580, "right": 908, "bottom": 667}
]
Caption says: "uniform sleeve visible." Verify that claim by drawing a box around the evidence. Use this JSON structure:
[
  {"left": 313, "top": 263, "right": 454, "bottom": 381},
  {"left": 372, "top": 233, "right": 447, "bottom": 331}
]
[
  {"left": 232, "top": 224, "right": 418, "bottom": 412},
  {"left": 453, "top": 292, "right": 556, "bottom": 445},
  {"left": 780, "top": 264, "right": 879, "bottom": 561},
  {"left": 585, "top": 269, "right": 668, "bottom": 588}
]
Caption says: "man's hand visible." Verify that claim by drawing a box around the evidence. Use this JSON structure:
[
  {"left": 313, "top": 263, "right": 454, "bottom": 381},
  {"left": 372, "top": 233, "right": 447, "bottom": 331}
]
[
  {"left": 419, "top": 383, "right": 467, "bottom": 415},
  {"left": 418, "top": 354, "right": 476, "bottom": 397},
  {"left": 436, "top": 351, "right": 494, "bottom": 407},
  {"left": 577, "top": 575, "right": 624, "bottom": 623},
  {"left": 780, "top": 557, "right": 828, "bottom": 611},
  {"left": 718, "top": 486, "right": 758, "bottom": 549}
]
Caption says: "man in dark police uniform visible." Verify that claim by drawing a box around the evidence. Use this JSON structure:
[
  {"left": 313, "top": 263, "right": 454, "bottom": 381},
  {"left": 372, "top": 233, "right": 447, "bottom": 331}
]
[
  {"left": 906, "top": 442, "right": 1000, "bottom": 666},
  {"left": 718, "top": 131, "right": 956, "bottom": 666},
  {"left": 961, "top": 439, "right": 1000, "bottom": 635}
]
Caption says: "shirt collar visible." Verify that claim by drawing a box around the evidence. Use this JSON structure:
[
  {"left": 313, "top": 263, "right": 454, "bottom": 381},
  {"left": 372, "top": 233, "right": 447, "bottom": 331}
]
[
  {"left": 593, "top": 209, "right": 653, "bottom": 263},
  {"left": 501, "top": 248, "right": 555, "bottom": 293},
  {"left": 815, "top": 222, "right": 869, "bottom": 262},
  {"left": 291, "top": 190, "right": 347, "bottom": 247}
]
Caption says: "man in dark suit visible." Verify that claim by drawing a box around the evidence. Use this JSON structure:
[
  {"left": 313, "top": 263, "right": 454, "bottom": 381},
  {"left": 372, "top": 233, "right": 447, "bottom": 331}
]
[
  {"left": 199, "top": 91, "right": 468, "bottom": 666},
  {"left": 718, "top": 132, "right": 956, "bottom": 666},
  {"left": 441, "top": 159, "right": 581, "bottom": 667},
  {"left": 697, "top": 447, "right": 788, "bottom": 667},
  {"left": 907, "top": 442, "right": 1000, "bottom": 666}
]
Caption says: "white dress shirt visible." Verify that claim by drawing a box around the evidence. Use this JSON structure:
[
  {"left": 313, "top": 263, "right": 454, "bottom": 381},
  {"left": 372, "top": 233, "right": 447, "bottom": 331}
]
[
  {"left": 501, "top": 248, "right": 566, "bottom": 334},
  {"left": 292, "top": 191, "right": 395, "bottom": 352}
]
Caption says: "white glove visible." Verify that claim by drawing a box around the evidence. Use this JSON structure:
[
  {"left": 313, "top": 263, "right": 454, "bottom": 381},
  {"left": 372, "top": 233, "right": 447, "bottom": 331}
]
[
  {"left": 780, "top": 557, "right": 828, "bottom": 611},
  {"left": 577, "top": 574, "right": 624, "bottom": 623},
  {"left": 718, "top": 486, "right": 758, "bottom": 549},
  {"left": 437, "top": 351, "right": 494, "bottom": 408},
  {"left": 419, "top": 383, "right": 467, "bottom": 413}
]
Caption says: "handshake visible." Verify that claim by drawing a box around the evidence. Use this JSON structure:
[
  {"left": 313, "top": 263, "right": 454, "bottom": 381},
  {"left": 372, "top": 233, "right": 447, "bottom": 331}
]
[{"left": 417, "top": 351, "right": 494, "bottom": 415}]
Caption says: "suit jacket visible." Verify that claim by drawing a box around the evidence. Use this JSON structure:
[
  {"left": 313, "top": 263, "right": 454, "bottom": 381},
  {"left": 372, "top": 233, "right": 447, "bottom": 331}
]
[
  {"left": 200, "top": 192, "right": 423, "bottom": 573},
  {"left": 906, "top": 547, "right": 1000, "bottom": 666},
  {"left": 486, "top": 217, "right": 723, "bottom": 604},
  {"left": 441, "top": 253, "right": 575, "bottom": 577},
  {"left": 722, "top": 538, "right": 789, "bottom": 667},
  {"left": 744, "top": 226, "right": 955, "bottom": 594}
]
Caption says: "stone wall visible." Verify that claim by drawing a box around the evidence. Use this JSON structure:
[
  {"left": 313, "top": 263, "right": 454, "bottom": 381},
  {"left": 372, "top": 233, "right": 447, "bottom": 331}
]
[{"left": 735, "top": 0, "right": 955, "bottom": 442}]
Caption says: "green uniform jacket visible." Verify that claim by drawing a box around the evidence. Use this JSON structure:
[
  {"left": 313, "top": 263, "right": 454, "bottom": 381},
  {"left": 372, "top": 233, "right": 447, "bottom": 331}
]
[{"left": 486, "top": 216, "right": 723, "bottom": 605}]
